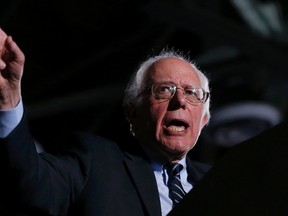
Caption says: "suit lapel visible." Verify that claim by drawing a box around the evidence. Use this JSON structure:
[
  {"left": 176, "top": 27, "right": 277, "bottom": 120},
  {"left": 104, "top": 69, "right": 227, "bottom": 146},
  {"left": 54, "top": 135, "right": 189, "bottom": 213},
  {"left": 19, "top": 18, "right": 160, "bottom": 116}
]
[
  {"left": 186, "top": 157, "right": 211, "bottom": 186},
  {"left": 124, "top": 152, "right": 162, "bottom": 216}
]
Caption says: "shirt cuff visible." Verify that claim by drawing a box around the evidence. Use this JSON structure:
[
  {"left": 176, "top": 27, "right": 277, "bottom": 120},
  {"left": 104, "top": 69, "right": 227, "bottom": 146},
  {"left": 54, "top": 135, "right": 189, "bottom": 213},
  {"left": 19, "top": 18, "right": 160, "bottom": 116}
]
[{"left": 0, "top": 99, "right": 24, "bottom": 138}]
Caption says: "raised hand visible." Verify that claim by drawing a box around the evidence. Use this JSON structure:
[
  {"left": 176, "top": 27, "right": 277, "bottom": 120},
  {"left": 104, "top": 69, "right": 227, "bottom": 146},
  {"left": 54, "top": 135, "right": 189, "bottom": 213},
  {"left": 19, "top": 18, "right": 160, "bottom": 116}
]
[{"left": 0, "top": 28, "right": 25, "bottom": 110}]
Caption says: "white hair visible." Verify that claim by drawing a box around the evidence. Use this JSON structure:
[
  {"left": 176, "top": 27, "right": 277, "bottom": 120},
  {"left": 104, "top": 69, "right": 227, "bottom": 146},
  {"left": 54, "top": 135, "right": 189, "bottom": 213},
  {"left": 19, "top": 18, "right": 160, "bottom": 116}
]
[{"left": 123, "top": 49, "right": 211, "bottom": 122}]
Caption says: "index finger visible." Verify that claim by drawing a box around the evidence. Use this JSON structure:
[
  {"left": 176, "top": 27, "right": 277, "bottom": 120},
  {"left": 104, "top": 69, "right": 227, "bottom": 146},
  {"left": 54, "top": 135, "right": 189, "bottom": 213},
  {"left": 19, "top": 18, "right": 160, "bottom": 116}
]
[{"left": 0, "top": 28, "right": 8, "bottom": 57}]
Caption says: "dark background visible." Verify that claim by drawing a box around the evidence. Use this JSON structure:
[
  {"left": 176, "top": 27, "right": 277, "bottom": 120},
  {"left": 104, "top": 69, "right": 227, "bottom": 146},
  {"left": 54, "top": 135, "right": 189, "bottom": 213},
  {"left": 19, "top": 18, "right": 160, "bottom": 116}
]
[{"left": 1, "top": 0, "right": 288, "bottom": 164}]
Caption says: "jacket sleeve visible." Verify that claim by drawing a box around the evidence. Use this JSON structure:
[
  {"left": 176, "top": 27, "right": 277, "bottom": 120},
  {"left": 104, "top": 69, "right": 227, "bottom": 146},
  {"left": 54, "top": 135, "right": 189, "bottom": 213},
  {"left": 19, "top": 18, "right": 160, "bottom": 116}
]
[{"left": 0, "top": 113, "right": 90, "bottom": 215}]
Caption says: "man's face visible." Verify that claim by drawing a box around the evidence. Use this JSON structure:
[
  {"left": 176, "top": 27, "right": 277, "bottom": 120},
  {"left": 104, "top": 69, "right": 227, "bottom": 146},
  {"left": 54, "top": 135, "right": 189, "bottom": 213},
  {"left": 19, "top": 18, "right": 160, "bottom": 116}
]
[{"left": 130, "top": 57, "right": 208, "bottom": 161}]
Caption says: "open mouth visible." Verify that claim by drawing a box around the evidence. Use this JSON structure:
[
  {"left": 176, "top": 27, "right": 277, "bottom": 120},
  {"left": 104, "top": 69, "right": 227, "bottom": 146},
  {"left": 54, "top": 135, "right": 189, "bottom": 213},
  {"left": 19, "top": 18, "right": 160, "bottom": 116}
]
[{"left": 164, "top": 119, "right": 189, "bottom": 133}]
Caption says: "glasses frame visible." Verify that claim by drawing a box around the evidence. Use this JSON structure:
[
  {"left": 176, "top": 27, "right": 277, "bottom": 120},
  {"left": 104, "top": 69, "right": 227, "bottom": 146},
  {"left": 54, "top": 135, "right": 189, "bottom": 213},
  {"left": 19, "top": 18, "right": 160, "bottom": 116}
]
[{"left": 149, "top": 82, "right": 209, "bottom": 104}]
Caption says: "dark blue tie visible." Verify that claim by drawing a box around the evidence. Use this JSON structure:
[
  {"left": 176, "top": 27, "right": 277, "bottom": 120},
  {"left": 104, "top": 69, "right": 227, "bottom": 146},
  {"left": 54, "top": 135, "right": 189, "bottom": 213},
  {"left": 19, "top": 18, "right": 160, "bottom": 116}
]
[{"left": 166, "top": 163, "right": 187, "bottom": 207}]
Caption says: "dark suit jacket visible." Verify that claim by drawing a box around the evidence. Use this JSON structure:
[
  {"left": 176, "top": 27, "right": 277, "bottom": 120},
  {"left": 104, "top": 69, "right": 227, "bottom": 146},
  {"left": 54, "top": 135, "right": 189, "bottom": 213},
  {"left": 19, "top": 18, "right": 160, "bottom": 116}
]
[
  {"left": 168, "top": 120, "right": 288, "bottom": 216},
  {"left": 0, "top": 115, "right": 210, "bottom": 216}
]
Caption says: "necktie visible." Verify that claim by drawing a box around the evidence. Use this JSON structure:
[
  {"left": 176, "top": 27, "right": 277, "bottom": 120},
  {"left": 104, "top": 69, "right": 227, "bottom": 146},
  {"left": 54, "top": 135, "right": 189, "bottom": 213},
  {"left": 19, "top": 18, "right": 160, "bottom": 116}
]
[{"left": 165, "top": 163, "right": 187, "bottom": 207}]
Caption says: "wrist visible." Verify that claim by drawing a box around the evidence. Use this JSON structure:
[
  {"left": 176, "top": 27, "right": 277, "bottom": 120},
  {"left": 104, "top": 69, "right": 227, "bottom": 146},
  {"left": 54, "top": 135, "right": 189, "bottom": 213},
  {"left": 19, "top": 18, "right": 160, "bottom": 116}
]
[{"left": 0, "top": 88, "right": 21, "bottom": 110}]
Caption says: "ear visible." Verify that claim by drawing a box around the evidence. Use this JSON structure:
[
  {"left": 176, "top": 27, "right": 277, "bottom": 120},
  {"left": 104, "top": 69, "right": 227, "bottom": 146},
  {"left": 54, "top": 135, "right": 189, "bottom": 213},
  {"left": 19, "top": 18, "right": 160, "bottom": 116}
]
[
  {"left": 201, "top": 113, "right": 209, "bottom": 129},
  {"left": 124, "top": 102, "right": 138, "bottom": 125}
]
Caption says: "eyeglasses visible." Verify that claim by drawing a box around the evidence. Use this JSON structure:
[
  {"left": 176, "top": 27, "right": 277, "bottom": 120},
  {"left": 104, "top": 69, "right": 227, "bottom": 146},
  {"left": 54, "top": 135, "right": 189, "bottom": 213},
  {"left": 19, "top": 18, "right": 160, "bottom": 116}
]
[{"left": 149, "top": 83, "right": 209, "bottom": 104}]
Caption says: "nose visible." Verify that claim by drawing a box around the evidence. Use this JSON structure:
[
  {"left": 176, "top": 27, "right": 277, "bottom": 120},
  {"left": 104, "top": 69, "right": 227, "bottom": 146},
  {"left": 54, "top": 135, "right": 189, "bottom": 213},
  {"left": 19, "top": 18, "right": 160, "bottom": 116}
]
[{"left": 169, "top": 88, "right": 187, "bottom": 109}]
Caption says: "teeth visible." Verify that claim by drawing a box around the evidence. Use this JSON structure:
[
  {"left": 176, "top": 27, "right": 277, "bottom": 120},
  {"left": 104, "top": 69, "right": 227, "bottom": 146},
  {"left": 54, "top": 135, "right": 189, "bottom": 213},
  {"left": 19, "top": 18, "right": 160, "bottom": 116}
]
[{"left": 168, "top": 125, "right": 185, "bottom": 132}]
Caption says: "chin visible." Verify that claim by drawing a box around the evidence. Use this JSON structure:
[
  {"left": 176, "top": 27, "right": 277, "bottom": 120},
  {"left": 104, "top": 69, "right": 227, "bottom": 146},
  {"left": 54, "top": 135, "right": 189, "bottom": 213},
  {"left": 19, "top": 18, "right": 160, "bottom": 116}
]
[{"left": 164, "top": 143, "right": 189, "bottom": 155}]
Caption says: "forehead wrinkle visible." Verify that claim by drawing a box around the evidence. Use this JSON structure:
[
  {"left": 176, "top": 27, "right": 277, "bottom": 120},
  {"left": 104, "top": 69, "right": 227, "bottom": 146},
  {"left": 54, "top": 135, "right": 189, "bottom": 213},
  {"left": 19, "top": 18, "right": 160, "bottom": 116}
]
[{"left": 146, "top": 60, "right": 201, "bottom": 87}]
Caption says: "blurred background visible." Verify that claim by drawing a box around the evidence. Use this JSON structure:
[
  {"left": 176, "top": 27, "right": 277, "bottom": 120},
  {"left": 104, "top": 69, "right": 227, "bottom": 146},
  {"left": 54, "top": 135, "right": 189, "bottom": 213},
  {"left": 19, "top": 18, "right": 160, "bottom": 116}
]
[{"left": 1, "top": 0, "right": 288, "bottom": 164}]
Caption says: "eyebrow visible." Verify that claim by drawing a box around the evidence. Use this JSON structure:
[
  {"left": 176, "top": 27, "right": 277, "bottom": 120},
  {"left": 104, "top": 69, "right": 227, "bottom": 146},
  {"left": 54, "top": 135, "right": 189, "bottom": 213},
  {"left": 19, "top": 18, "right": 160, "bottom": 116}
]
[{"left": 155, "top": 82, "right": 200, "bottom": 88}]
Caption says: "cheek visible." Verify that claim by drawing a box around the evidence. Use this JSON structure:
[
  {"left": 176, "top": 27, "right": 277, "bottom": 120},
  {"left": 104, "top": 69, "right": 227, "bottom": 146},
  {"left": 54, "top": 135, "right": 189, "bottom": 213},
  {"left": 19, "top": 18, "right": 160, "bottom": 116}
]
[
  {"left": 136, "top": 103, "right": 166, "bottom": 137},
  {"left": 149, "top": 105, "right": 167, "bottom": 131},
  {"left": 185, "top": 107, "right": 204, "bottom": 131}
]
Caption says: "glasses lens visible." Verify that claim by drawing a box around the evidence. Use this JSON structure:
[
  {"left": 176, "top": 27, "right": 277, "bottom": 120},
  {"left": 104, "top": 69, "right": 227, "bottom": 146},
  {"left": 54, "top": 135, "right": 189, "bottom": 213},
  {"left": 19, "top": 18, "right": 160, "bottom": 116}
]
[
  {"left": 151, "top": 83, "right": 208, "bottom": 103},
  {"left": 152, "top": 83, "right": 174, "bottom": 99},
  {"left": 184, "top": 87, "right": 207, "bottom": 103}
]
